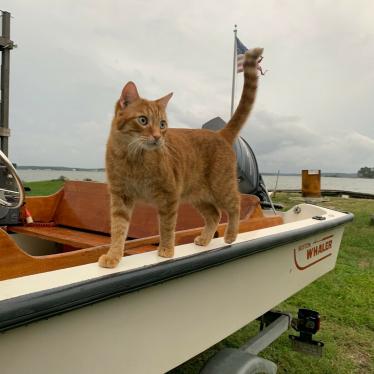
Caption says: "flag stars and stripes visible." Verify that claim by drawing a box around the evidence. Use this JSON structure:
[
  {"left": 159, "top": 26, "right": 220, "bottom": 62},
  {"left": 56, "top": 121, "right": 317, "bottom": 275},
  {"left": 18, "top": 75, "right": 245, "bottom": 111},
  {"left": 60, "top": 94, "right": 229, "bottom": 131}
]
[
  {"left": 236, "top": 37, "right": 248, "bottom": 73},
  {"left": 236, "top": 36, "right": 268, "bottom": 75}
]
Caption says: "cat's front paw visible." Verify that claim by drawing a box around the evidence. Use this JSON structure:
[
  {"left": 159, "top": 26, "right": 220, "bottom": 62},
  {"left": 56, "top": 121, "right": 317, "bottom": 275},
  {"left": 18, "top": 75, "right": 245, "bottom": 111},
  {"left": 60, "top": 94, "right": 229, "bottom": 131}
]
[
  {"left": 98, "top": 253, "right": 121, "bottom": 268},
  {"left": 158, "top": 246, "right": 174, "bottom": 258},
  {"left": 224, "top": 233, "right": 237, "bottom": 244},
  {"left": 194, "top": 235, "right": 211, "bottom": 246}
]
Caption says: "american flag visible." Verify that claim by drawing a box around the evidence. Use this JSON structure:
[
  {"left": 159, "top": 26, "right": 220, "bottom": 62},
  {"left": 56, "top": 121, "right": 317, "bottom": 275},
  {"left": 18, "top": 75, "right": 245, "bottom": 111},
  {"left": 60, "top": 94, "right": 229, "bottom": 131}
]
[{"left": 236, "top": 37, "right": 248, "bottom": 73}]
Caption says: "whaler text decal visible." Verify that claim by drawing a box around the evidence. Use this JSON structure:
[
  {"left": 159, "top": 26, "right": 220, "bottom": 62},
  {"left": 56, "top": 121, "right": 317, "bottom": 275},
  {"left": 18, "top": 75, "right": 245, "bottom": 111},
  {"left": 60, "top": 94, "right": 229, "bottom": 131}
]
[{"left": 293, "top": 235, "right": 334, "bottom": 270}]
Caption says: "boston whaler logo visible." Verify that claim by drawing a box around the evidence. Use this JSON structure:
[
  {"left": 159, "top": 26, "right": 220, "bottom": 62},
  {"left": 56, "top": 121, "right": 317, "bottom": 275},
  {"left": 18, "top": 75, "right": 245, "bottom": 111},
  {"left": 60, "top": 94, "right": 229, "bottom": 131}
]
[{"left": 294, "top": 235, "right": 334, "bottom": 270}]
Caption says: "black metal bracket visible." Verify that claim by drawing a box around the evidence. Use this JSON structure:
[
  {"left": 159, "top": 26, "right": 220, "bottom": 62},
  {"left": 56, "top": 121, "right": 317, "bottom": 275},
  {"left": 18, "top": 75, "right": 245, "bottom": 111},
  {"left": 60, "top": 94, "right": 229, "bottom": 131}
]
[
  {"left": 257, "top": 310, "right": 292, "bottom": 331},
  {"left": 0, "top": 37, "right": 14, "bottom": 50},
  {"left": 289, "top": 308, "right": 324, "bottom": 357}
]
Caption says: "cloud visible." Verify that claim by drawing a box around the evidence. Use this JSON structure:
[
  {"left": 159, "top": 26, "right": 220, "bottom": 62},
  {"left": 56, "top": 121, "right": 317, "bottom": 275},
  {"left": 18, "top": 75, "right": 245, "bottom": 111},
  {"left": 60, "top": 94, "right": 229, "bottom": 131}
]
[
  {"left": 2, "top": 0, "right": 373, "bottom": 173},
  {"left": 241, "top": 111, "right": 374, "bottom": 173}
]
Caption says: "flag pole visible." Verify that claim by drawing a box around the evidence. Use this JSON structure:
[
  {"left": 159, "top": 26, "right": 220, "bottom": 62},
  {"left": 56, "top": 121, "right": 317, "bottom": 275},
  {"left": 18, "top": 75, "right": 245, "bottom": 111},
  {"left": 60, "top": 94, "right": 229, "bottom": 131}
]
[{"left": 230, "top": 25, "right": 237, "bottom": 118}]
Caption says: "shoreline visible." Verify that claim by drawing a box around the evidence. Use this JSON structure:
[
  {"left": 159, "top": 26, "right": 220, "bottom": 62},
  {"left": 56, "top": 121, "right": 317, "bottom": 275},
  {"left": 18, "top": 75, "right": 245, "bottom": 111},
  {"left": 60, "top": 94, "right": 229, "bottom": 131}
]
[{"left": 17, "top": 167, "right": 365, "bottom": 179}]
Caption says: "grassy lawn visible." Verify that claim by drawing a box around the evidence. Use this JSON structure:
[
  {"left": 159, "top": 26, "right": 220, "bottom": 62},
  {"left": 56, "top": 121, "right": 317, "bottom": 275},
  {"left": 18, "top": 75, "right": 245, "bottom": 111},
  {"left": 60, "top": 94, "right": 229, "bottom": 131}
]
[
  {"left": 24, "top": 182, "right": 374, "bottom": 373},
  {"left": 24, "top": 179, "right": 65, "bottom": 196}
]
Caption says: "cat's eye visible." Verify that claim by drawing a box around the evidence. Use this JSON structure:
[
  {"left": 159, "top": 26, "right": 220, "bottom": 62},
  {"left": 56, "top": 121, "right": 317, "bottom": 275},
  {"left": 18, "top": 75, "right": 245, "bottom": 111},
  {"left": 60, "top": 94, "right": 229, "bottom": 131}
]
[
  {"left": 137, "top": 116, "right": 148, "bottom": 126},
  {"left": 160, "top": 120, "right": 167, "bottom": 129}
]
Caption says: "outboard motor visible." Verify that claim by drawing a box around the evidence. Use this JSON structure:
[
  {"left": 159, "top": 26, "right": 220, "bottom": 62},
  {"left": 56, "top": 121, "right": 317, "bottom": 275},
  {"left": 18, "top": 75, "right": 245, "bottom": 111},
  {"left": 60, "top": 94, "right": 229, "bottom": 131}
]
[{"left": 202, "top": 117, "right": 274, "bottom": 207}]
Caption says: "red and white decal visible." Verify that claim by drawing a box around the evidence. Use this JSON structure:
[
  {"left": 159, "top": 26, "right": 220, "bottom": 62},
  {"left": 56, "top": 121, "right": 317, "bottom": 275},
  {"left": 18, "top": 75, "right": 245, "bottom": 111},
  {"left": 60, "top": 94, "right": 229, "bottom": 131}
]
[{"left": 293, "top": 235, "right": 334, "bottom": 270}]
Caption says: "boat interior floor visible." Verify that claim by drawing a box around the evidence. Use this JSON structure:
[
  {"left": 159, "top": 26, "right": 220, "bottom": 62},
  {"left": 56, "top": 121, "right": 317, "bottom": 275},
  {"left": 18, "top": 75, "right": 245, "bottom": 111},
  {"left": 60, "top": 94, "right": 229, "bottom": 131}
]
[{"left": 1, "top": 181, "right": 283, "bottom": 280}]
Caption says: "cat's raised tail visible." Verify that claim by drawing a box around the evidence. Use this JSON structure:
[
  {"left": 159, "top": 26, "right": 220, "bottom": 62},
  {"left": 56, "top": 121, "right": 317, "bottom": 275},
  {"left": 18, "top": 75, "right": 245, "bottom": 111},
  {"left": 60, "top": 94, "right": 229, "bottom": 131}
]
[{"left": 219, "top": 47, "right": 263, "bottom": 144}]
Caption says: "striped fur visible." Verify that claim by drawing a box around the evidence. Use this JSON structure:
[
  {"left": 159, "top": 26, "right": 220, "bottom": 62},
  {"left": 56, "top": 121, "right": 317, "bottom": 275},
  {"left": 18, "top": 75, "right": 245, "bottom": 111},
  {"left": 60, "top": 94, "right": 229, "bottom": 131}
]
[
  {"left": 220, "top": 47, "right": 263, "bottom": 144},
  {"left": 99, "top": 48, "right": 263, "bottom": 268}
]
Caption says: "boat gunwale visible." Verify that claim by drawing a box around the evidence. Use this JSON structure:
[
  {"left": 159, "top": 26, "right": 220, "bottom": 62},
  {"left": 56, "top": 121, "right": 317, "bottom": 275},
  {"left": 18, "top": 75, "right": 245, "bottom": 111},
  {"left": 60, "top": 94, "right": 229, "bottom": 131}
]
[{"left": 0, "top": 211, "right": 353, "bottom": 333}]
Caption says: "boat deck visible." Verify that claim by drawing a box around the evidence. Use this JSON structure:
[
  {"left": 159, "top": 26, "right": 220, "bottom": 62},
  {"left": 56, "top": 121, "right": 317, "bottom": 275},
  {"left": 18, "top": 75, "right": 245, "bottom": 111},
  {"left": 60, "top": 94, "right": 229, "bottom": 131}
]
[{"left": 1, "top": 181, "right": 283, "bottom": 281}]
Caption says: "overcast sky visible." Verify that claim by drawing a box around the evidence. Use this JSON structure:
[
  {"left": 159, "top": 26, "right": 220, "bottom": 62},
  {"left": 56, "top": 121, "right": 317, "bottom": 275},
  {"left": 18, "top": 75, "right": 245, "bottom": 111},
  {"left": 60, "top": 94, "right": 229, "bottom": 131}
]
[{"left": 2, "top": 0, "right": 374, "bottom": 173}]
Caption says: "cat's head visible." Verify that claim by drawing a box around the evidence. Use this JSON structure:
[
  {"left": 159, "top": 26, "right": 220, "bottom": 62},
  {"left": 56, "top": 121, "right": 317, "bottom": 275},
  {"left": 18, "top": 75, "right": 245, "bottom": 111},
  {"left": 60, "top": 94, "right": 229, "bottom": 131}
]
[{"left": 113, "top": 81, "right": 173, "bottom": 151}]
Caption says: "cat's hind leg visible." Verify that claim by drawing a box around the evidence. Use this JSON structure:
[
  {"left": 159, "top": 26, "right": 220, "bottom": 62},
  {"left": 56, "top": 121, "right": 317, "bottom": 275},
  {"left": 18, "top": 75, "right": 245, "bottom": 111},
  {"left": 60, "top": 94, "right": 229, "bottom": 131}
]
[
  {"left": 98, "top": 194, "right": 134, "bottom": 268},
  {"left": 193, "top": 202, "right": 221, "bottom": 246},
  {"left": 221, "top": 193, "right": 240, "bottom": 244}
]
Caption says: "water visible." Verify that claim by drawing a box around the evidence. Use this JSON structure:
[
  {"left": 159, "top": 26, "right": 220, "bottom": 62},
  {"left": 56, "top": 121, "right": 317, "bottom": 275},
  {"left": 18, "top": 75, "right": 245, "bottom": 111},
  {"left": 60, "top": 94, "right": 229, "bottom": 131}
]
[
  {"left": 17, "top": 169, "right": 374, "bottom": 194},
  {"left": 18, "top": 169, "right": 107, "bottom": 183},
  {"left": 262, "top": 175, "right": 374, "bottom": 194}
]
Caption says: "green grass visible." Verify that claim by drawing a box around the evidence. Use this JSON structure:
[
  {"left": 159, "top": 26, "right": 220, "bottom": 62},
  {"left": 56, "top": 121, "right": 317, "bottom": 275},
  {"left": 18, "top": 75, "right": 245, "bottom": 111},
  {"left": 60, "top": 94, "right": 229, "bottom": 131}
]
[
  {"left": 25, "top": 182, "right": 374, "bottom": 373},
  {"left": 24, "top": 180, "right": 65, "bottom": 196}
]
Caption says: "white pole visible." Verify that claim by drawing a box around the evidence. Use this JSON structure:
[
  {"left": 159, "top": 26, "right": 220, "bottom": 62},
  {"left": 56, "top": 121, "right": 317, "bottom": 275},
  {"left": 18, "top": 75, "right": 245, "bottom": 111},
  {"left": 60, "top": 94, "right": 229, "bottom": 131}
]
[{"left": 230, "top": 25, "right": 237, "bottom": 118}]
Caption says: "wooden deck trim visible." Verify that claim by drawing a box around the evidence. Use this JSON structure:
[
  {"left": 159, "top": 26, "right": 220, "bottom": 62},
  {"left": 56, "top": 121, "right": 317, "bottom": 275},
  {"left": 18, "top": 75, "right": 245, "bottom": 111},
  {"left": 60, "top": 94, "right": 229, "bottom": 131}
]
[
  {"left": 1, "top": 214, "right": 282, "bottom": 281},
  {"left": 0, "top": 181, "right": 284, "bottom": 281}
]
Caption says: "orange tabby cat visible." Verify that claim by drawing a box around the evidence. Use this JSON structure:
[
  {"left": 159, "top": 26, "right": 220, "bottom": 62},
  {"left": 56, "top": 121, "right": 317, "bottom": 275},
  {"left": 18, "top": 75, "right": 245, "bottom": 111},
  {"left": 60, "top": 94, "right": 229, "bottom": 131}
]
[{"left": 99, "top": 47, "right": 263, "bottom": 268}]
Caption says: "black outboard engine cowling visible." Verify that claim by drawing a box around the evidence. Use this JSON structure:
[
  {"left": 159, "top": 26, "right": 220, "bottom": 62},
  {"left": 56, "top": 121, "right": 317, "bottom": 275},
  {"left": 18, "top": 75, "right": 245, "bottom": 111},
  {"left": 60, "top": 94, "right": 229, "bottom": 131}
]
[{"left": 202, "top": 117, "right": 271, "bottom": 205}]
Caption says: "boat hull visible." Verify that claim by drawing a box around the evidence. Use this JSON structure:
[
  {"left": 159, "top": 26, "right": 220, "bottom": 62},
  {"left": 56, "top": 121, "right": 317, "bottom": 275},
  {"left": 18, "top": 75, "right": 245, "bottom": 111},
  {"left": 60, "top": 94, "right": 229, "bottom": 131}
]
[{"left": 0, "top": 213, "right": 348, "bottom": 374}]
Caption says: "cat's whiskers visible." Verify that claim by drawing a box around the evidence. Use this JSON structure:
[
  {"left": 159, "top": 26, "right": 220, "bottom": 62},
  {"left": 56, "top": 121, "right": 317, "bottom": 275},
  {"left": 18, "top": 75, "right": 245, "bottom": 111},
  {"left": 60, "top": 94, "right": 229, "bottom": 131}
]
[
  {"left": 127, "top": 138, "right": 143, "bottom": 159},
  {"left": 126, "top": 138, "right": 138, "bottom": 154}
]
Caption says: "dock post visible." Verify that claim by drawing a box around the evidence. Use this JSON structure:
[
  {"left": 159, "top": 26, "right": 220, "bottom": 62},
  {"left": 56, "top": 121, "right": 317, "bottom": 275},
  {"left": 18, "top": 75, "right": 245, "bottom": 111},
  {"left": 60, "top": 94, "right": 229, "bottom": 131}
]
[{"left": 302, "top": 170, "right": 321, "bottom": 198}]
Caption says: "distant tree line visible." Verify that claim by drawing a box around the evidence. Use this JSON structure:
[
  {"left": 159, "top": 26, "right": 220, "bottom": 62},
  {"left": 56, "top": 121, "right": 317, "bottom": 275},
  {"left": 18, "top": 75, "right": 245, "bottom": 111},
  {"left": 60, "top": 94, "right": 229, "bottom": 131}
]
[{"left": 357, "top": 166, "right": 374, "bottom": 178}]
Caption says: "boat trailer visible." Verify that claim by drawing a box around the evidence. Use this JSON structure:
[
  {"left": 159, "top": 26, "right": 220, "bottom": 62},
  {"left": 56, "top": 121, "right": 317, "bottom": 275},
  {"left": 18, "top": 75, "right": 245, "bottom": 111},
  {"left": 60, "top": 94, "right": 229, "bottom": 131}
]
[{"left": 202, "top": 308, "right": 323, "bottom": 374}]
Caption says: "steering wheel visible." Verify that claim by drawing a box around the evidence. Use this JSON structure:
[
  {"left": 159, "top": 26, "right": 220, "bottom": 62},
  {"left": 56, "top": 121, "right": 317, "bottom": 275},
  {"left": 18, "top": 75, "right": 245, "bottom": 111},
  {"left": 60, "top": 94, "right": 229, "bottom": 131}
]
[{"left": 0, "top": 149, "right": 25, "bottom": 209}]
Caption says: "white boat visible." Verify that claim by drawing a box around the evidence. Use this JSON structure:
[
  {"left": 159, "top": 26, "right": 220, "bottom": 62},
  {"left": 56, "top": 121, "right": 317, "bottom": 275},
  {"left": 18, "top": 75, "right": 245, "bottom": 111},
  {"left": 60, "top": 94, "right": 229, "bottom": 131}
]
[{"left": 0, "top": 192, "right": 352, "bottom": 373}]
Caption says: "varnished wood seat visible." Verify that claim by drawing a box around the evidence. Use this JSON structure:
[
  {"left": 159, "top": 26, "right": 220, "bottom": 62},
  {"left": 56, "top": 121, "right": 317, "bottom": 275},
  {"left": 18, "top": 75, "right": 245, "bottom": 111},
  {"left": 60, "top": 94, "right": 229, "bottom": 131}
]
[
  {"left": 10, "top": 181, "right": 276, "bottom": 249},
  {"left": 11, "top": 225, "right": 111, "bottom": 248}
]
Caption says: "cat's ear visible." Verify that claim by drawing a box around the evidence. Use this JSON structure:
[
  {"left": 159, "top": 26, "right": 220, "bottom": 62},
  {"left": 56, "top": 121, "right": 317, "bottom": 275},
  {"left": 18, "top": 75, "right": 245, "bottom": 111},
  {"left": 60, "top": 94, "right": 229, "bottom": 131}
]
[
  {"left": 119, "top": 81, "right": 140, "bottom": 109},
  {"left": 156, "top": 92, "right": 173, "bottom": 109}
]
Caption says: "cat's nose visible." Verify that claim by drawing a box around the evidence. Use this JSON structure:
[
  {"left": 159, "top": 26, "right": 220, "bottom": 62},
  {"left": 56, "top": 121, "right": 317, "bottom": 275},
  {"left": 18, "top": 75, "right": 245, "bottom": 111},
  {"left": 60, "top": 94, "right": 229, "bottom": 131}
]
[{"left": 152, "top": 134, "right": 161, "bottom": 143}]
